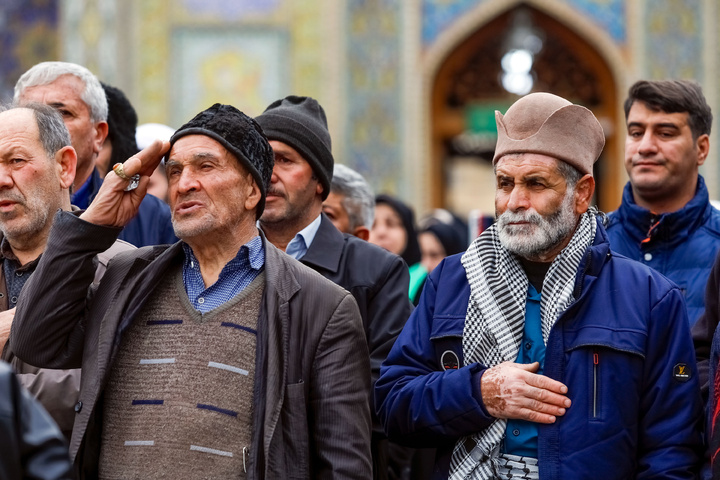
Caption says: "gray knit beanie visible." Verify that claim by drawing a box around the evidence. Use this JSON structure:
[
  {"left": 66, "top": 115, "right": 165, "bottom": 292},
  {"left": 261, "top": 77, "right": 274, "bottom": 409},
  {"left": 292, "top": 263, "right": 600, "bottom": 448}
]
[
  {"left": 255, "top": 95, "right": 334, "bottom": 200},
  {"left": 169, "top": 103, "right": 274, "bottom": 218}
]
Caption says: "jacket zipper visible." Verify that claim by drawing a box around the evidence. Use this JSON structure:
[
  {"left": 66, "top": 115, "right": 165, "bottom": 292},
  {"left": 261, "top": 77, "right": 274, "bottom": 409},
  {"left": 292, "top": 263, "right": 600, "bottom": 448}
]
[{"left": 592, "top": 350, "right": 599, "bottom": 418}]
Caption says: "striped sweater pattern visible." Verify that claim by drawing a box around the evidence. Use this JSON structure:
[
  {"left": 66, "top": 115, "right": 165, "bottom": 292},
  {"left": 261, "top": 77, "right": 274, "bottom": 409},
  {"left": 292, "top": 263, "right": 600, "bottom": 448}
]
[{"left": 99, "top": 266, "right": 265, "bottom": 479}]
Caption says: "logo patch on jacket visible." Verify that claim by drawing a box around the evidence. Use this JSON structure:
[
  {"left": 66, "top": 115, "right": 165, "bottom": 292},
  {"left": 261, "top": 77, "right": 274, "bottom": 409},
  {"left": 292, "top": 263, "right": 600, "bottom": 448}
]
[
  {"left": 673, "top": 363, "right": 691, "bottom": 382},
  {"left": 442, "top": 350, "right": 459, "bottom": 370}
]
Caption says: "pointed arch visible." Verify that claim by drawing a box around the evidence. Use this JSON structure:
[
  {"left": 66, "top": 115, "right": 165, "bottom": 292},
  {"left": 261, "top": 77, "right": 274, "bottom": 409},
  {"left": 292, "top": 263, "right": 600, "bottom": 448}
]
[{"left": 420, "top": 0, "right": 628, "bottom": 214}]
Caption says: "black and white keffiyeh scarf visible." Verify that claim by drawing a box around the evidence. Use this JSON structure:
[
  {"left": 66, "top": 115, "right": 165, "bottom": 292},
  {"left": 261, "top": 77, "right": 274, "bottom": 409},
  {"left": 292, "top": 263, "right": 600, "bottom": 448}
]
[{"left": 448, "top": 209, "right": 597, "bottom": 480}]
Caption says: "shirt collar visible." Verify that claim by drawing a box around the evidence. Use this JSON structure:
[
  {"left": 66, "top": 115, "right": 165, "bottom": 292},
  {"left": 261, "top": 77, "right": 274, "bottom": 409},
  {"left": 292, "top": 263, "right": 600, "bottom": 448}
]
[
  {"left": 181, "top": 235, "right": 265, "bottom": 273},
  {"left": 297, "top": 214, "right": 322, "bottom": 249},
  {"left": 285, "top": 214, "right": 322, "bottom": 260},
  {"left": 0, "top": 236, "right": 16, "bottom": 262},
  {"left": 0, "top": 236, "right": 41, "bottom": 271}
]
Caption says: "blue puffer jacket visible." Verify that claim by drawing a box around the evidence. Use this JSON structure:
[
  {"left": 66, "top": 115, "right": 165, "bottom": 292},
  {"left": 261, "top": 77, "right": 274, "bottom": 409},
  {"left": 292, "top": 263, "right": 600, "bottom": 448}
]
[
  {"left": 375, "top": 219, "right": 703, "bottom": 479},
  {"left": 606, "top": 176, "right": 720, "bottom": 326}
]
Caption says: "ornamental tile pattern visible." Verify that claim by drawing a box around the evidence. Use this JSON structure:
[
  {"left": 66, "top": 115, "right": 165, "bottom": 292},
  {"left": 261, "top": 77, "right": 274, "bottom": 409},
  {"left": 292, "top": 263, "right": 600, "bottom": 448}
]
[
  {"left": 421, "top": 0, "right": 626, "bottom": 45},
  {"left": 645, "top": 0, "right": 703, "bottom": 80},
  {"left": 346, "top": 0, "right": 405, "bottom": 196},
  {"left": 0, "top": 0, "right": 59, "bottom": 103}
]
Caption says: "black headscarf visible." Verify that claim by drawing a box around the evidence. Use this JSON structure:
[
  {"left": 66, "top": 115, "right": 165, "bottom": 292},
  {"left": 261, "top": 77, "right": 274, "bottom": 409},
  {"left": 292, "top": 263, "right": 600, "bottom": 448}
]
[
  {"left": 422, "top": 222, "right": 466, "bottom": 257},
  {"left": 375, "top": 194, "right": 421, "bottom": 266},
  {"left": 101, "top": 82, "right": 139, "bottom": 173}
]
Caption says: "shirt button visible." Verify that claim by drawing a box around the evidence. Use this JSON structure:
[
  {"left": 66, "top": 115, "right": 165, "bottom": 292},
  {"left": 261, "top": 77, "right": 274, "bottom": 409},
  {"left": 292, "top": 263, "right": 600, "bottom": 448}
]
[
  {"left": 644, "top": 253, "right": 652, "bottom": 261},
  {"left": 525, "top": 342, "right": 532, "bottom": 350},
  {"left": 74, "top": 401, "right": 83, "bottom": 413},
  {"left": 513, "top": 429, "right": 520, "bottom": 436},
  {"left": 10, "top": 296, "right": 17, "bottom": 304},
  {"left": 198, "top": 297, "right": 205, "bottom": 305},
  {"left": 15, "top": 271, "right": 22, "bottom": 277}
]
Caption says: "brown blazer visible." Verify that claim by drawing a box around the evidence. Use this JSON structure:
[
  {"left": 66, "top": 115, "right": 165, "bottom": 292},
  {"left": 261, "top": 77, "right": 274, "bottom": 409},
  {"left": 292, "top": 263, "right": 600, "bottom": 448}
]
[{"left": 11, "top": 211, "right": 372, "bottom": 479}]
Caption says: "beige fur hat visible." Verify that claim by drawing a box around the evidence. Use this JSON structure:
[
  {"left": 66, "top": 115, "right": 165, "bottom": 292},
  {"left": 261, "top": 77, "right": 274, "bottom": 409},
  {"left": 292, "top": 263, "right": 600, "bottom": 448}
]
[{"left": 493, "top": 92, "right": 605, "bottom": 175}]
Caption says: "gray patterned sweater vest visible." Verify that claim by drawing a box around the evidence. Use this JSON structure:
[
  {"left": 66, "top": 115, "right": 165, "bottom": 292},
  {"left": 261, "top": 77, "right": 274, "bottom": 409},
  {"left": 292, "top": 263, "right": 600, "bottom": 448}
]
[{"left": 99, "top": 266, "right": 265, "bottom": 479}]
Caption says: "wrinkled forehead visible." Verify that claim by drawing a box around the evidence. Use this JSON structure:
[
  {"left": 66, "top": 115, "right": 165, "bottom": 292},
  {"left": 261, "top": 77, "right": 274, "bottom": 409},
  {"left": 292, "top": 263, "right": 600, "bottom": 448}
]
[
  {"left": 20, "top": 74, "right": 85, "bottom": 101},
  {"left": 0, "top": 108, "right": 40, "bottom": 137},
  {"left": 168, "top": 134, "right": 233, "bottom": 162},
  {"left": 495, "top": 152, "right": 562, "bottom": 174}
]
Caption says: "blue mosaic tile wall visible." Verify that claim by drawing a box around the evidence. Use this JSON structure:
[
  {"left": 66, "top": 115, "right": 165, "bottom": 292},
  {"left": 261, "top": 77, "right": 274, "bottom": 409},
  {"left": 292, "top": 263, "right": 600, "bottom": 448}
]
[
  {"left": 345, "top": 0, "right": 405, "bottom": 196},
  {"left": 422, "top": 0, "right": 479, "bottom": 45},
  {"left": 421, "top": 0, "right": 626, "bottom": 45},
  {"left": 645, "top": 0, "right": 703, "bottom": 80},
  {"left": 0, "top": 0, "right": 59, "bottom": 103}
]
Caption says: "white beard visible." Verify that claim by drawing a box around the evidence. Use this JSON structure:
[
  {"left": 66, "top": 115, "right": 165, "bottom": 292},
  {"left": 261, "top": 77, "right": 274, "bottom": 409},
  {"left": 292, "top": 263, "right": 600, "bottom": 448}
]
[{"left": 497, "top": 189, "right": 577, "bottom": 259}]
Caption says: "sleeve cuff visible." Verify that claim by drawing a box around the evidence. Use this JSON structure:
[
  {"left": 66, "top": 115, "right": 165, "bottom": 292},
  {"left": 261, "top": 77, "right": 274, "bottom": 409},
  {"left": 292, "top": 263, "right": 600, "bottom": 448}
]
[{"left": 470, "top": 364, "right": 491, "bottom": 417}]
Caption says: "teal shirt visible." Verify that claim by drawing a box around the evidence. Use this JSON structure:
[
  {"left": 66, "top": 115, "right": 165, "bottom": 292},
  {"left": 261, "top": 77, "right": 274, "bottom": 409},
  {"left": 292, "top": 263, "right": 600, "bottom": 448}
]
[
  {"left": 503, "top": 284, "right": 545, "bottom": 457},
  {"left": 408, "top": 262, "right": 428, "bottom": 304}
]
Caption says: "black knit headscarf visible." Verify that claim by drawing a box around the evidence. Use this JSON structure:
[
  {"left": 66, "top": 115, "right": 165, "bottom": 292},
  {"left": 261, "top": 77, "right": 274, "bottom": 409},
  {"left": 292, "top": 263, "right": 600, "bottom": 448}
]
[
  {"left": 375, "top": 194, "right": 421, "bottom": 266},
  {"left": 422, "top": 222, "right": 466, "bottom": 257}
]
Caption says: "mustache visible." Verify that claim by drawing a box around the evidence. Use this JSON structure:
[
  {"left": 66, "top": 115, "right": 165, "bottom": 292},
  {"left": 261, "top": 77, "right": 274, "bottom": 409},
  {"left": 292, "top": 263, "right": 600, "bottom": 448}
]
[
  {"left": 0, "top": 192, "right": 26, "bottom": 205},
  {"left": 266, "top": 188, "right": 285, "bottom": 198},
  {"left": 497, "top": 209, "right": 543, "bottom": 227},
  {"left": 632, "top": 155, "right": 665, "bottom": 166}
]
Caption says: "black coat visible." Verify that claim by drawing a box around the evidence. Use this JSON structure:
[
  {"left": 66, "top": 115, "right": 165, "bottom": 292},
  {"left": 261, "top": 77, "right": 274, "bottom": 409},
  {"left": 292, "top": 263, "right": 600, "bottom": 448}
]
[
  {"left": 301, "top": 215, "right": 414, "bottom": 478},
  {"left": 0, "top": 361, "right": 73, "bottom": 479},
  {"left": 300, "top": 215, "right": 413, "bottom": 395}
]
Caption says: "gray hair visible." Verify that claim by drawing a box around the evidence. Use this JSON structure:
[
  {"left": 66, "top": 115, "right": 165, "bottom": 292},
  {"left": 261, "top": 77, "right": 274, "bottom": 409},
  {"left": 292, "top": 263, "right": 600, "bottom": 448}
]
[
  {"left": 14, "top": 61, "right": 108, "bottom": 123},
  {"left": 557, "top": 160, "right": 583, "bottom": 189},
  {"left": 1, "top": 103, "right": 71, "bottom": 159},
  {"left": 330, "top": 164, "right": 375, "bottom": 229}
]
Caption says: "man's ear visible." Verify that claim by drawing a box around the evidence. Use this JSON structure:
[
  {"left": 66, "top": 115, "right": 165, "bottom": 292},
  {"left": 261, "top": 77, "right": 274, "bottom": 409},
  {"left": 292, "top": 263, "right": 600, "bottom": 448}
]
[
  {"left": 574, "top": 174, "right": 595, "bottom": 215},
  {"left": 352, "top": 225, "right": 370, "bottom": 241},
  {"left": 696, "top": 133, "right": 710, "bottom": 166},
  {"left": 92, "top": 121, "right": 109, "bottom": 155},
  {"left": 56, "top": 146, "right": 77, "bottom": 189},
  {"left": 244, "top": 176, "right": 262, "bottom": 212}
]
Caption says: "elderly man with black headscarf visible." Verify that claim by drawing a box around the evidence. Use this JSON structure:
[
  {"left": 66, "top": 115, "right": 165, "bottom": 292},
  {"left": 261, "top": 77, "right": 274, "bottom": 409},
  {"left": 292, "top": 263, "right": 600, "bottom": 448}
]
[
  {"left": 11, "top": 103, "right": 371, "bottom": 479},
  {"left": 375, "top": 92, "right": 703, "bottom": 479}
]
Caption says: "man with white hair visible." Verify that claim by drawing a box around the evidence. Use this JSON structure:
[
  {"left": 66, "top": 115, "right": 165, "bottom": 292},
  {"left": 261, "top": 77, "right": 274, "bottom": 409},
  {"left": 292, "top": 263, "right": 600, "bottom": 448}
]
[
  {"left": 376, "top": 92, "right": 703, "bottom": 479},
  {"left": 323, "top": 163, "right": 375, "bottom": 240},
  {"left": 14, "top": 61, "right": 175, "bottom": 247}
]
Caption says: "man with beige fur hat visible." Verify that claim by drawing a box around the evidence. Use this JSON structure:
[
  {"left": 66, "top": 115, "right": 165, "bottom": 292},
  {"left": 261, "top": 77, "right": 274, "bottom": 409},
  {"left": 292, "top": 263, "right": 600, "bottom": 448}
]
[{"left": 375, "top": 92, "right": 703, "bottom": 479}]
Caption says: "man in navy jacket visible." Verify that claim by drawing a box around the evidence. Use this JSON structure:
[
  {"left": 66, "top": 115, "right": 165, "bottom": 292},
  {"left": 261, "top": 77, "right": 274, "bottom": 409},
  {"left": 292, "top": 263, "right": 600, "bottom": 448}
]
[
  {"left": 375, "top": 92, "right": 703, "bottom": 479},
  {"left": 607, "top": 79, "right": 720, "bottom": 328}
]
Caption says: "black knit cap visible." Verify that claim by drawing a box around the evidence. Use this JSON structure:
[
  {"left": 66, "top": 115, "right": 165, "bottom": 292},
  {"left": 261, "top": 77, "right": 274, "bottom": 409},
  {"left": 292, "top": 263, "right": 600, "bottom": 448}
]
[
  {"left": 255, "top": 95, "right": 333, "bottom": 200},
  {"left": 168, "top": 103, "right": 274, "bottom": 218}
]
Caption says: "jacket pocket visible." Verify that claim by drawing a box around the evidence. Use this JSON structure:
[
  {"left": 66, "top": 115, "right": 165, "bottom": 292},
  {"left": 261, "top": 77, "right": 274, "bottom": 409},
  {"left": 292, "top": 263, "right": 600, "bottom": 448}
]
[
  {"left": 430, "top": 315, "right": 466, "bottom": 370},
  {"left": 592, "top": 349, "right": 599, "bottom": 419},
  {"left": 565, "top": 326, "right": 646, "bottom": 422},
  {"left": 283, "top": 382, "right": 310, "bottom": 479}
]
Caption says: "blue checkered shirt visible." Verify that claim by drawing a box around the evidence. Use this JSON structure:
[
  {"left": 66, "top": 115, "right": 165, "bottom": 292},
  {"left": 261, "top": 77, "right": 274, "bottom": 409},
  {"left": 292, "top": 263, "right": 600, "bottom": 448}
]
[{"left": 182, "top": 236, "right": 265, "bottom": 313}]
